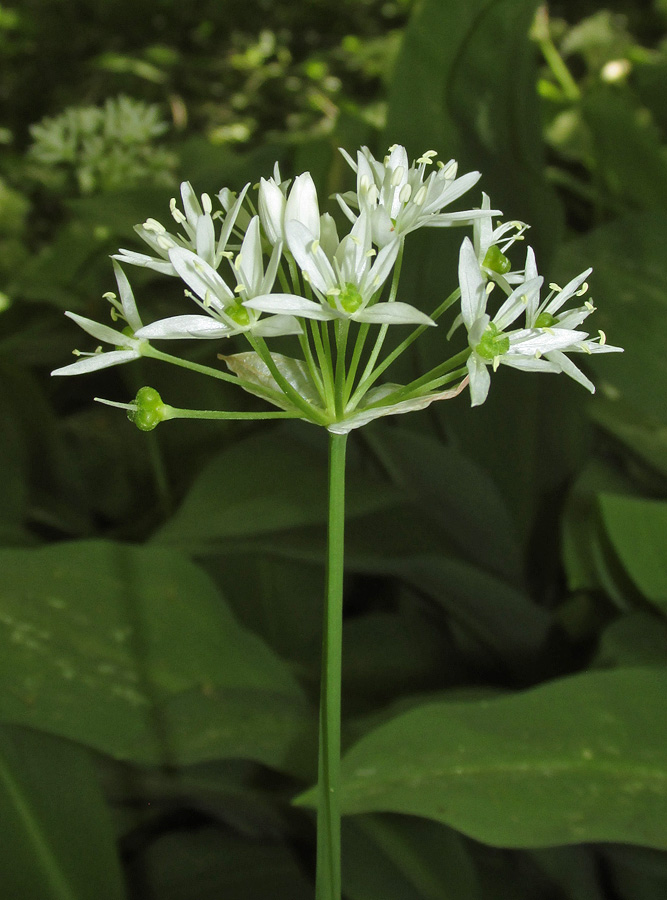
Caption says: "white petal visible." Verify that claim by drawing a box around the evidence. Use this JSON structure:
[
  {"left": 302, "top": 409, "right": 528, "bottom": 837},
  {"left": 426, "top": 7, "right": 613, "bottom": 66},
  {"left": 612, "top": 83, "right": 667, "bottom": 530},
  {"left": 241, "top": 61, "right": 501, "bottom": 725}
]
[
  {"left": 459, "top": 237, "right": 486, "bottom": 329},
  {"left": 467, "top": 353, "right": 491, "bottom": 407},
  {"left": 546, "top": 350, "right": 595, "bottom": 392},
  {"left": 353, "top": 301, "right": 435, "bottom": 326},
  {"left": 135, "top": 315, "right": 233, "bottom": 339},
  {"left": 169, "top": 246, "right": 234, "bottom": 304},
  {"left": 113, "top": 250, "right": 175, "bottom": 276},
  {"left": 252, "top": 314, "right": 303, "bottom": 337},
  {"left": 500, "top": 355, "right": 560, "bottom": 372},
  {"left": 494, "top": 276, "right": 542, "bottom": 331},
  {"left": 285, "top": 220, "right": 336, "bottom": 295},
  {"left": 112, "top": 260, "right": 143, "bottom": 332},
  {"left": 285, "top": 172, "right": 320, "bottom": 238},
  {"left": 244, "top": 293, "right": 334, "bottom": 321},
  {"left": 51, "top": 349, "right": 140, "bottom": 376},
  {"left": 258, "top": 177, "right": 286, "bottom": 244},
  {"left": 65, "top": 311, "right": 135, "bottom": 347},
  {"left": 237, "top": 216, "right": 263, "bottom": 296}
]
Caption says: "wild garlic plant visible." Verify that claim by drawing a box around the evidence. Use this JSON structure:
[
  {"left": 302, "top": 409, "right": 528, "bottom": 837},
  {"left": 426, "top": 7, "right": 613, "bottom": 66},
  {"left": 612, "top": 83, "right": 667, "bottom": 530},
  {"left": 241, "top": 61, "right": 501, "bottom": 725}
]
[{"left": 53, "top": 144, "right": 622, "bottom": 900}]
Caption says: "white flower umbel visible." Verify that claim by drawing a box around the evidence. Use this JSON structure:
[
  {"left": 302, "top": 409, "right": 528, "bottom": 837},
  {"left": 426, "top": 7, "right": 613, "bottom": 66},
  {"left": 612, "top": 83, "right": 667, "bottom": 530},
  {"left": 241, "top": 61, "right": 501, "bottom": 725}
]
[
  {"left": 246, "top": 210, "right": 432, "bottom": 326},
  {"left": 51, "top": 261, "right": 148, "bottom": 375},
  {"left": 458, "top": 238, "right": 587, "bottom": 406},
  {"left": 337, "top": 145, "right": 497, "bottom": 248},
  {"left": 114, "top": 181, "right": 250, "bottom": 275}
]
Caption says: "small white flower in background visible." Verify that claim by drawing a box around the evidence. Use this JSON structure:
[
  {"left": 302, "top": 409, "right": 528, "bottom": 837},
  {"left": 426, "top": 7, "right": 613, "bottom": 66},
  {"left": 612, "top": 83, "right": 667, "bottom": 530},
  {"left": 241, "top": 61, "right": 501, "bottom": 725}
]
[
  {"left": 52, "top": 262, "right": 148, "bottom": 376},
  {"left": 458, "top": 238, "right": 588, "bottom": 407},
  {"left": 336, "top": 144, "right": 497, "bottom": 247}
]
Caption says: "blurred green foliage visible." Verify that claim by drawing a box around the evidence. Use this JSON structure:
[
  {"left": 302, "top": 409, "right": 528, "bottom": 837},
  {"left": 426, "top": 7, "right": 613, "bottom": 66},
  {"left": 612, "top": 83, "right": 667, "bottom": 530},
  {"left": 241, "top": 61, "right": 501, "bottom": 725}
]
[{"left": 1, "top": 0, "right": 666, "bottom": 898}]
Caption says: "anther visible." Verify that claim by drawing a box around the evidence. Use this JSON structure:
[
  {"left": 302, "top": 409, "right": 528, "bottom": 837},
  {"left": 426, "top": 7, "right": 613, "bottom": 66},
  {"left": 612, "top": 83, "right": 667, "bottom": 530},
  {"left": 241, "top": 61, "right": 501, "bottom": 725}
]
[
  {"left": 391, "top": 166, "right": 405, "bottom": 187},
  {"left": 399, "top": 183, "right": 412, "bottom": 203}
]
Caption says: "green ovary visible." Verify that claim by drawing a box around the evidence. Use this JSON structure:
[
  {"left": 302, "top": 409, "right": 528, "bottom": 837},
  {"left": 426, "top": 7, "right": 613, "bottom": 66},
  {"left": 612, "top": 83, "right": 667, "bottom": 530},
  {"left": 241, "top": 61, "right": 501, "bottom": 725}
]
[
  {"left": 475, "top": 322, "right": 510, "bottom": 360},
  {"left": 339, "top": 283, "right": 364, "bottom": 313},
  {"left": 226, "top": 303, "right": 251, "bottom": 326},
  {"left": 535, "top": 311, "right": 557, "bottom": 328},
  {"left": 482, "top": 245, "right": 512, "bottom": 275}
]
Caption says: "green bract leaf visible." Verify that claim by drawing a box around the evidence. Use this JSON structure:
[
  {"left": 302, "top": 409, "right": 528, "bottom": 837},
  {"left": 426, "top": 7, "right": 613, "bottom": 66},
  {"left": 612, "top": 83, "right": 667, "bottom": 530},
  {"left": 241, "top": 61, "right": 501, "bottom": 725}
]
[
  {"left": 297, "top": 668, "right": 667, "bottom": 849},
  {"left": 222, "top": 350, "right": 322, "bottom": 410}
]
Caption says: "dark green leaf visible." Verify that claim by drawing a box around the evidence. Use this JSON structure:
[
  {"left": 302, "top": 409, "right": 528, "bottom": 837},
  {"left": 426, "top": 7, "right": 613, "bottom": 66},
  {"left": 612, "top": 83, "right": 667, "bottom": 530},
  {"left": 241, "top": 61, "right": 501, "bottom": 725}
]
[
  {"left": 342, "top": 814, "right": 481, "bottom": 900},
  {"left": 151, "top": 426, "right": 398, "bottom": 550},
  {"left": 0, "top": 541, "right": 314, "bottom": 773},
  {"left": 599, "top": 493, "right": 667, "bottom": 614},
  {"left": 0, "top": 724, "right": 125, "bottom": 900},
  {"left": 298, "top": 668, "right": 667, "bottom": 849}
]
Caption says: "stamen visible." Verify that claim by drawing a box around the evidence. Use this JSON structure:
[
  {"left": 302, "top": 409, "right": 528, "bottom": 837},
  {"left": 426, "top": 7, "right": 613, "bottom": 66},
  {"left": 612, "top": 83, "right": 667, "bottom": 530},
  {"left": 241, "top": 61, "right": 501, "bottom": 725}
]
[
  {"left": 485, "top": 282, "right": 495, "bottom": 295},
  {"left": 548, "top": 283, "right": 562, "bottom": 292},
  {"left": 598, "top": 330, "right": 607, "bottom": 345},
  {"left": 202, "top": 193, "right": 212, "bottom": 214},
  {"left": 576, "top": 282, "right": 589, "bottom": 296},
  {"left": 367, "top": 184, "right": 379, "bottom": 205},
  {"left": 414, "top": 185, "right": 427, "bottom": 206},
  {"left": 310, "top": 239, "right": 320, "bottom": 253},
  {"left": 365, "top": 249, "right": 376, "bottom": 258},
  {"left": 144, "top": 218, "right": 166, "bottom": 233},
  {"left": 103, "top": 291, "right": 117, "bottom": 301},
  {"left": 585, "top": 300, "right": 595, "bottom": 311},
  {"left": 399, "top": 183, "right": 412, "bottom": 203},
  {"left": 492, "top": 356, "right": 501, "bottom": 372},
  {"left": 234, "top": 254, "right": 243, "bottom": 270},
  {"left": 391, "top": 166, "right": 405, "bottom": 187},
  {"left": 442, "top": 161, "right": 458, "bottom": 179}
]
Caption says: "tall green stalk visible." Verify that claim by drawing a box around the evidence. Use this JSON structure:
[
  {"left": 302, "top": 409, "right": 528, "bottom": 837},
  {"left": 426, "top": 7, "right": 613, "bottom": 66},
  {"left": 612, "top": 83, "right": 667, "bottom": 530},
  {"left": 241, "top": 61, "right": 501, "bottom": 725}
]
[{"left": 316, "top": 431, "right": 348, "bottom": 900}]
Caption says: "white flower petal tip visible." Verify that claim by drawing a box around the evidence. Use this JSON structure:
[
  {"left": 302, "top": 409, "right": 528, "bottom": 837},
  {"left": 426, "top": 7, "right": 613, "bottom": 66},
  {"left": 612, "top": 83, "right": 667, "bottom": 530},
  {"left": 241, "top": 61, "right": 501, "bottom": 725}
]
[
  {"left": 328, "top": 377, "right": 469, "bottom": 433},
  {"left": 51, "top": 349, "right": 141, "bottom": 376}
]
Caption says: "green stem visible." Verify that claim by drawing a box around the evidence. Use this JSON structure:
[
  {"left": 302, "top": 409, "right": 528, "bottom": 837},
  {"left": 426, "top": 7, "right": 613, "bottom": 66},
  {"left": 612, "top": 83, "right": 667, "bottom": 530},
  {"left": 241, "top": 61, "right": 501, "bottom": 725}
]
[
  {"left": 316, "top": 431, "right": 348, "bottom": 900},
  {"left": 143, "top": 346, "right": 284, "bottom": 407},
  {"left": 346, "top": 286, "right": 461, "bottom": 411},
  {"left": 246, "top": 334, "right": 329, "bottom": 425},
  {"left": 354, "top": 244, "right": 405, "bottom": 392},
  {"left": 164, "top": 406, "right": 301, "bottom": 421}
]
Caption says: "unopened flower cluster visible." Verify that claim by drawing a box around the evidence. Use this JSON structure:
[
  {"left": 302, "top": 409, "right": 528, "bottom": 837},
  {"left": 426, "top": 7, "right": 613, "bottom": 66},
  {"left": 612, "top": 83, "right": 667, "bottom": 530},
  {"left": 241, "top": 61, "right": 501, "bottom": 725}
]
[{"left": 53, "top": 144, "right": 622, "bottom": 430}]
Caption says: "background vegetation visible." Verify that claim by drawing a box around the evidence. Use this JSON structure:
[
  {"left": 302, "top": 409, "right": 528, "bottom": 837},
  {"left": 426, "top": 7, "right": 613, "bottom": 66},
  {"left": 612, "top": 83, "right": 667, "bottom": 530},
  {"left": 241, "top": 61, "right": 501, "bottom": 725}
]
[{"left": 1, "top": 0, "right": 666, "bottom": 897}]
